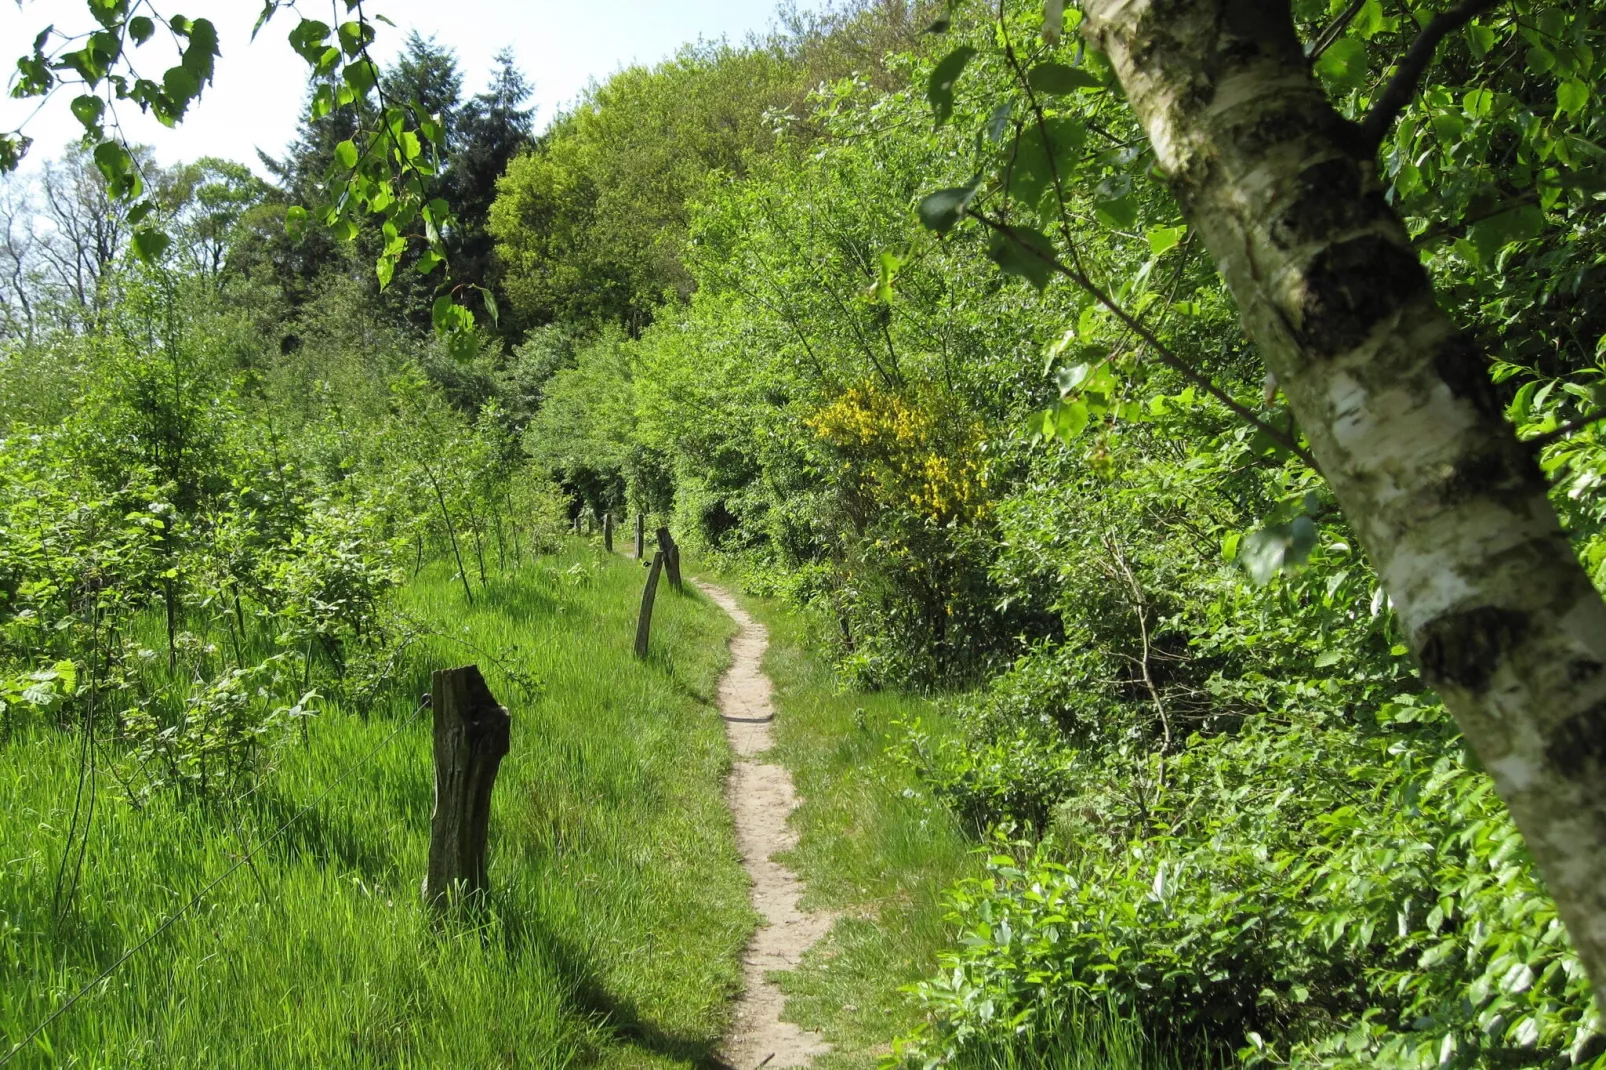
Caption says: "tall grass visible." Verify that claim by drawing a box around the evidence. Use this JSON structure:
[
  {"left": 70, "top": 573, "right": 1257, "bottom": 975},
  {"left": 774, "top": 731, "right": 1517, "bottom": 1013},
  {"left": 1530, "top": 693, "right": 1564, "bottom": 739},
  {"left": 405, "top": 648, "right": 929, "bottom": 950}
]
[{"left": 0, "top": 546, "right": 748, "bottom": 1068}]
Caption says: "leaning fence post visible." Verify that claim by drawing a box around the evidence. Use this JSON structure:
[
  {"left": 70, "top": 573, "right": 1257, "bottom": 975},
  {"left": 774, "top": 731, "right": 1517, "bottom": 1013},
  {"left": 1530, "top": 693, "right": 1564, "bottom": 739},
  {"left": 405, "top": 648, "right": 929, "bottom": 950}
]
[
  {"left": 424, "top": 665, "right": 510, "bottom": 913},
  {"left": 635, "top": 550, "right": 665, "bottom": 658},
  {"left": 603, "top": 512, "right": 614, "bottom": 553},
  {"left": 656, "top": 526, "right": 683, "bottom": 592},
  {"left": 634, "top": 514, "right": 645, "bottom": 559}
]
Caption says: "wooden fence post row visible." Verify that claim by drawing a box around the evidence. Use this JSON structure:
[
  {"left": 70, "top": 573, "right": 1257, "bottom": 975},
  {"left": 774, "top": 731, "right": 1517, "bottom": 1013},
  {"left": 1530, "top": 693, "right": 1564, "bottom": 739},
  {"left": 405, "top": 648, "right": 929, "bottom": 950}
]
[
  {"left": 634, "top": 513, "right": 645, "bottom": 559},
  {"left": 424, "top": 664, "right": 510, "bottom": 914},
  {"left": 635, "top": 550, "right": 665, "bottom": 658},
  {"left": 603, "top": 512, "right": 614, "bottom": 553}
]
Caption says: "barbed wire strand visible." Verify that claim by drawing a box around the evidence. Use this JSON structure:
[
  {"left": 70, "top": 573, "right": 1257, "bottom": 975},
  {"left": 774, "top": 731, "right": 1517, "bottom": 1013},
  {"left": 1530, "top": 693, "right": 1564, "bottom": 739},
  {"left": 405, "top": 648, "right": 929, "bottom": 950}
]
[{"left": 0, "top": 695, "right": 431, "bottom": 1067}]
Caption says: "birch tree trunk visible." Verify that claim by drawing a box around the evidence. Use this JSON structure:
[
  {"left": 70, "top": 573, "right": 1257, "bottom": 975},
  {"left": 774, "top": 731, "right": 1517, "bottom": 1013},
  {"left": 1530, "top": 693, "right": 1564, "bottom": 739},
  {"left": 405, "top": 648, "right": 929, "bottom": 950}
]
[{"left": 1080, "top": 0, "right": 1606, "bottom": 1001}]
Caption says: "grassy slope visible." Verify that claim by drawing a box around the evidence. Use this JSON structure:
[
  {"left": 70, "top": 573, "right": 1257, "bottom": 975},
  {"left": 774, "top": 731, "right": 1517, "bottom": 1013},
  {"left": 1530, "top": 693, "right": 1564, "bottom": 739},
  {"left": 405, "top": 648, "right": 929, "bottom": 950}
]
[
  {"left": 0, "top": 546, "right": 747, "bottom": 1068},
  {"left": 702, "top": 580, "right": 978, "bottom": 1069}
]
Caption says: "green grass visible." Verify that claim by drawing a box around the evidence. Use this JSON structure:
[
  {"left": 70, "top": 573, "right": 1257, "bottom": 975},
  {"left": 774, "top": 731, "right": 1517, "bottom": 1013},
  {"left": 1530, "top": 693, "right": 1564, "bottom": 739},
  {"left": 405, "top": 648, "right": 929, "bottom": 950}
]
[{"left": 0, "top": 544, "right": 749, "bottom": 1068}]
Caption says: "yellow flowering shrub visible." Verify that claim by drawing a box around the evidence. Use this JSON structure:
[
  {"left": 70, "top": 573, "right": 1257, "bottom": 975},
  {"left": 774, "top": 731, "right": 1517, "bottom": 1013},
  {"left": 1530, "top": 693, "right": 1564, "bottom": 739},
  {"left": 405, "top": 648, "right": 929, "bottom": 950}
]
[{"left": 807, "top": 383, "right": 990, "bottom": 526}]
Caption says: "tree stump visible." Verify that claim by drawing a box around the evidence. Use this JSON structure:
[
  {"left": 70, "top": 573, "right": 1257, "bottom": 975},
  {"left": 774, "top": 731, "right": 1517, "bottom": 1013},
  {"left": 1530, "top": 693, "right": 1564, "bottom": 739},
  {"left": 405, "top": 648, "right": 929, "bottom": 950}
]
[
  {"left": 635, "top": 550, "right": 665, "bottom": 658},
  {"left": 656, "top": 526, "right": 683, "bottom": 592},
  {"left": 424, "top": 665, "right": 510, "bottom": 913}
]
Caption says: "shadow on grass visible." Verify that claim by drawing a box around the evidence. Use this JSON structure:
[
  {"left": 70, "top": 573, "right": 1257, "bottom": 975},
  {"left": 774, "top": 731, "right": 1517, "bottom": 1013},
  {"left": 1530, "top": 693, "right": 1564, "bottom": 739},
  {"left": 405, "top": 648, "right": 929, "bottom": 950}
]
[{"left": 477, "top": 902, "right": 734, "bottom": 1070}]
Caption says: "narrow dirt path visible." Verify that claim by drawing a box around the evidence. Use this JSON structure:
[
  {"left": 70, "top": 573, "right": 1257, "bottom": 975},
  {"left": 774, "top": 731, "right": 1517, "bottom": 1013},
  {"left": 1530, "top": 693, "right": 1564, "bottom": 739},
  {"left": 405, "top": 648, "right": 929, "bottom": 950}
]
[{"left": 697, "top": 580, "right": 833, "bottom": 1070}]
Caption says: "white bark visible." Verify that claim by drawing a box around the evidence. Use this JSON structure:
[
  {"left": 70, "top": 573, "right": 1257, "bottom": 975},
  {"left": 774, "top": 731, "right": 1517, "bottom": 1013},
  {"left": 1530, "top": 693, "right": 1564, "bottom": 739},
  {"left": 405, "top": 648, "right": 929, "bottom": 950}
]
[{"left": 1082, "top": 0, "right": 1606, "bottom": 1002}]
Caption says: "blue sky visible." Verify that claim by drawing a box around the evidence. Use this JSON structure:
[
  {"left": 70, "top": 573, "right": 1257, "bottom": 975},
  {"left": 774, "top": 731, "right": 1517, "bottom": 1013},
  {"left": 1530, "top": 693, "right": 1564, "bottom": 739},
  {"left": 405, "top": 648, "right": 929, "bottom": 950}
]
[{"left": 1, "top": 0, "right": 811, "bottom": 174}]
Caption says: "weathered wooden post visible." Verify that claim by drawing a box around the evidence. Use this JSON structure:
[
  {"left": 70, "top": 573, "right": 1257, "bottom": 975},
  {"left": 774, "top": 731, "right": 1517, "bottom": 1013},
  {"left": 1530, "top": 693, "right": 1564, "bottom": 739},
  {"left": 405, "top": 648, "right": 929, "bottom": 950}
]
[
  {"left": 603, "top": 512, "right": 614, "bottom": 553},
  {"left": 634, "top": 513, "right": 645, "bottom": 559},
  {"left": 635, "top": 550, "right": 665, "bottom": 658},
  {"left": 424, "top": 665, "right": 510, "bottom": 913},
  {"left": 656, "top": 526, "right": 683, "bottom": 592}
]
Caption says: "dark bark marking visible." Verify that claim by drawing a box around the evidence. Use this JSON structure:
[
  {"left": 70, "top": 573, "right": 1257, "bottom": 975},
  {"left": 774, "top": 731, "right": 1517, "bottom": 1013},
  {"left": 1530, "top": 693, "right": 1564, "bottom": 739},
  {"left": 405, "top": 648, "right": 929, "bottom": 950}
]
[
  {"left": 1436, "top": 448, "right": 1516, "bottom": 507},
  {"left": 1292, "top": 234, "right": 1425, "bottom": 358},
  {"left": 1432, "top": 333, "right": 1504, "bottom": 419},
  {"left": 1570, "top": 659, "right": 1605, "bottom": 685},
  {"left": 1546, "top": 700, "right": 1606, "bottom": 781},
  {"left": 1417, "top": 605, "right": 1529, "bottom": 693},
  {"left": 1271, "top": 157, "right": 1370, "bottom": 251}
]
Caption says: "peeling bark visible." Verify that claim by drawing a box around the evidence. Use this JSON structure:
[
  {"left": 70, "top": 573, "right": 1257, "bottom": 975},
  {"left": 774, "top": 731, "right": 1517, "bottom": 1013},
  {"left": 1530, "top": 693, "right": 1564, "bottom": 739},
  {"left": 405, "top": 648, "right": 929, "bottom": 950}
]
[{"left": 1082, "top": 0, "right": 1606, "bottom": 1001}]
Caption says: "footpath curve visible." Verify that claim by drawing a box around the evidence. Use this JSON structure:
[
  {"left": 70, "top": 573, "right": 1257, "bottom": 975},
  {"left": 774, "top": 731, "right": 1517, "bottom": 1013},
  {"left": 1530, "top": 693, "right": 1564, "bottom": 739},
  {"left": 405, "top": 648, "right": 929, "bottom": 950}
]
[{"left": 696, "top": 581, "right": 833, "bottom": 1070}]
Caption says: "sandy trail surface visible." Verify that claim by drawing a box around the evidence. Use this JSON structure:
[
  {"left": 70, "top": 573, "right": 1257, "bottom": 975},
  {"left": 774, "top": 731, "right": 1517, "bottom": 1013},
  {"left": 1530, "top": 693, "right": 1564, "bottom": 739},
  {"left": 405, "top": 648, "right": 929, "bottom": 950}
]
[{"left": 697, "top": 580, "right": 833, "bottom": 1070}]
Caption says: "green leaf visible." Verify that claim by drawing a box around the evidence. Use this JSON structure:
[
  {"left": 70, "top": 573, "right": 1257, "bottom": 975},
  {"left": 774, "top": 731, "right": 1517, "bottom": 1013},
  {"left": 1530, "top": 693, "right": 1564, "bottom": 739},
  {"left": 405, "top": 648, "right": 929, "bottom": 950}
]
[
  {"left": 986, "top": 226, "right": 1056, "bottom": 291},
  {"left": 432, "top": 294, "right": 457, "bottom": 334},
  {"left": 128, "top": 15, "right": 155, "bottom": 44},
  {"left": 1094, "top": 194, "right": 1138, "bottom": 230},
  {"left": 1314, "top": 39, "right": 1369, "bottom": 91},
  {"left": 334, "top": 139, "right": 358, "bottom": 169},
  {"left": 1556, "top": 79, "right": 1589, "bottom": 119},
  {"left": 918, "top": 185, "right": 978, "bottom": 234},
  {"left": 69, "top": 94, "right": 105, "bottom": 132},
  {"left": 162, "top": 64, "right": 200, "bottom": 106},
  {"left": 287, "top": 19, "right": 330, "bottom": 63},
  {"left": 1146, "top": 225, "right": 1186, "bottom": 256},
  {"left": 285, "top": 204, "right": 308, "bottom": 240},
  {"left": 343, "top": 59, "right": 379, "bottom": 96},
  {"left": 1007, "top": 117, "right": 1086, "bottom": 208},
  {"left": 1026, "top": 62, "right": 1101, "bottom": 94},
  {"left": 414, "top": 248, "right": 443, "bottom": 276},
  {"left": 181, "top": 17, "right": 218, "bottom": 85},
  {"left": 131, "top": 228, "right": 170, "bottom": 262},
  {"left": 1468, "top": 204, "right": 1544, "bottom": 261},
  {"left": 92, "top": 140, "right": 139, "bottom": 198},
  {"left": 1053, "top": 400, "right": 1089, "bottom": 442},
  {"left": 927, "top": 46, "right": 976, "bottom": 128}
]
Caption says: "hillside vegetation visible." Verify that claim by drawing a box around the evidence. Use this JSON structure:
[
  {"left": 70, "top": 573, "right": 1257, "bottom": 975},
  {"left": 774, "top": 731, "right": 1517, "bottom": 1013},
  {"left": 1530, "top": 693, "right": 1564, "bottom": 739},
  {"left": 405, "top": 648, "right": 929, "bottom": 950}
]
[{"left": 4, "top": 0, "right": 1606, "bottom": 1067}]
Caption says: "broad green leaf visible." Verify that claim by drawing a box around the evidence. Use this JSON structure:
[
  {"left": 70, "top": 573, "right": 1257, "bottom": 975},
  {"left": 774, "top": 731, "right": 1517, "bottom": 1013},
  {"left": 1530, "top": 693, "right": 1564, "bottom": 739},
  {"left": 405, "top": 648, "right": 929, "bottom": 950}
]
[
  {"left": 1094, "top": 194, "right": 1138, "bottom": 230},
  {"left": 1146, "top": 225, "right": 1186, "bottom": 256},
  {"left": 986, "top": 226, "right": 1056, "bottom": 291},
  {"left": 284, "top": 204, "right": 308, "bottom": 240},
  {"left": 918, "top": 185, "right": 978, "bottom": 234},
  {"left": 1557, "top": 79, "right": 1589, "bottom": 119},
  {"left": 69, "top": 94, "right": 104, "bottom": 131},
  {"left": 1314, "top": 39, "right": 1369, "bottom": 92},
  {"left": 1026, "top": 63, "right": 1101, "bottom": 94},
  {"left": 927, "top": 45, "right": 976, "bottom": 128},
  {"left": 131, "top": 228, "right": 170, "bottom": 262},
  {"left": 334, "top": 139, "right": 358, "bottom": 169},
  {"left": 128, "top": 15, "right": 155, "bottom": 45},
  {"left": 1007, "top": 117, "right": 1086, "bottom": 208},
  {"left": 1469, "top": 204, "right": 1544, "bottom": 261}
]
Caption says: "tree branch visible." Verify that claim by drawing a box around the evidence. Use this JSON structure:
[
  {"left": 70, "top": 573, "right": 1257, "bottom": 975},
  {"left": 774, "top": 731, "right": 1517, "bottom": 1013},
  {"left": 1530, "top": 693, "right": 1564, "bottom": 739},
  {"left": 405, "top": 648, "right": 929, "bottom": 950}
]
[
  {"left": 1308, "top": 0, "right": 1368, "bottom": 59},
  {"left": 967, "top": 210, "right": 1320, "bottom": 471},
  {"left": 1529, "top": 413, "right": 1606, "bottom": 449},
  {"left": 1358, "top": 0, "right": 1503, "bottom": 151}
]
